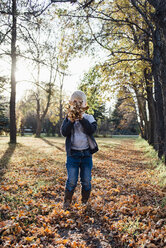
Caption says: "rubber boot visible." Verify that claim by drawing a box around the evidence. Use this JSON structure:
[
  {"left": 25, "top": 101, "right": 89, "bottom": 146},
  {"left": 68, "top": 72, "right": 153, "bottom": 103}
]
[
  {"left": 81, "top": 189, "right": 91, "bottom": 204},
  {"left": 63, "top": 188, "right": 74, "bottom": 210}
]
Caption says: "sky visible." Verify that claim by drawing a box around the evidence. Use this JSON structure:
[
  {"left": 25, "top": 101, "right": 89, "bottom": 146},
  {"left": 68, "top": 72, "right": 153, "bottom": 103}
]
[
  {"left": 0, "top": 52, "right": 115, "bottom": 116},
  {"left": 15, "top": 54, "right": 115, "bottom": 113},
  {"left": 62, "top": 56, "right": 94, "bottom": 94},
  {"left": 62, "top": 56, "right": 116, "bottom": 112},
  {"left": 15, "top": 55, "right": 93, "bottom": 100}
]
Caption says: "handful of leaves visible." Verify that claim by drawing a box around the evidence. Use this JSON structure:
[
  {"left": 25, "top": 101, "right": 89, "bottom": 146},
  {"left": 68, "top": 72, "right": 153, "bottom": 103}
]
[{"left": 67, "top": 100, "right": 89, "bottom": 121}]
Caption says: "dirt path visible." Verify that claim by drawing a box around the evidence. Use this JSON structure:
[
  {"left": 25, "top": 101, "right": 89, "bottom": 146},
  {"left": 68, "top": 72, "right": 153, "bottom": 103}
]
[{"left": 0, "top": 137, "right": 166, "bottom": 248}]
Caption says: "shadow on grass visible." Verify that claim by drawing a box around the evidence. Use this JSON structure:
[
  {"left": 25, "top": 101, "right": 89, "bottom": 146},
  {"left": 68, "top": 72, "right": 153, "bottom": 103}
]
[
  {"left": 0, "top": 143, "right": 16, "bottom": 181},
  {"left": 40, "top": 137, "right": 65, "bottom": 152}
]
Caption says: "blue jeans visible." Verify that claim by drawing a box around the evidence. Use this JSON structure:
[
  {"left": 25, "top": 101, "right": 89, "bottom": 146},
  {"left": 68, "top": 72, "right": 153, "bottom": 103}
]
[{"left": 65, "top": 149, "right": 93, "bottom": 192}]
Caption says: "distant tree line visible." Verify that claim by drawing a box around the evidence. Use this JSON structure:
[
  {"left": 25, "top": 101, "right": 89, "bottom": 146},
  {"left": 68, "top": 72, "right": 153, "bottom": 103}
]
[
  {"left": 14, "top": 80, "right": 138, "bottom": 137},
  {"left": 0, "top": 70, "right": 139, "bottom": 137}
]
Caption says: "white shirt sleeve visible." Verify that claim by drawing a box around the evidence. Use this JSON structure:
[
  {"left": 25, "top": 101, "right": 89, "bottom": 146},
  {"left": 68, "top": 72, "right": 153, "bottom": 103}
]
[{"left": 84, "top": 114, "right": 96, "bottom": 123}]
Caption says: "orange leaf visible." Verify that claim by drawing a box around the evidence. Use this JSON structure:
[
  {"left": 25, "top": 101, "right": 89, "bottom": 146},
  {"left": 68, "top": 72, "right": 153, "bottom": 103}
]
[
  {"left": 63, "top": 239, "right": 70, "bottom": 244},
  {"left": 25, "top": 236, "right": 36, "bottom": 242}
]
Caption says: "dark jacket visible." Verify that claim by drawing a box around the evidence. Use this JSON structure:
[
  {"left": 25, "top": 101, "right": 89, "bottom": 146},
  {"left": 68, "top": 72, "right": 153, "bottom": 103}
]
[{"left": 60, "top": 117, "right": 99, "bottom": 156}]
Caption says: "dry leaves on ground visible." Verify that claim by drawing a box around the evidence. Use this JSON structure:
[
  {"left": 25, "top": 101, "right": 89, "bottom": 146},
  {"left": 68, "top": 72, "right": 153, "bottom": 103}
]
[{"left": 0, "top": 137, "right": 166, "bottom": 248}]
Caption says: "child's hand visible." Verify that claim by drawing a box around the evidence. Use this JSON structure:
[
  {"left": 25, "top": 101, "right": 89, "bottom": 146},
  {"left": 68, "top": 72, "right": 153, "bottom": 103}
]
[{"left": 68, "top": 116, "right": 75, "bottom": 123}]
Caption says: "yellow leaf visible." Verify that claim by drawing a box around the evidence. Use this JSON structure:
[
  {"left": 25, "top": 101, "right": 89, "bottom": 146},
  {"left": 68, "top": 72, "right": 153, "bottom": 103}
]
[
  {"left": 25, "top": 236, "right": 35, "bottom": 242},
  {"left": 63, "top": 239, "right": 70, "bottom": 244},
  {"left": 45, "top": 227, "right": 52, "bottom": 234}
]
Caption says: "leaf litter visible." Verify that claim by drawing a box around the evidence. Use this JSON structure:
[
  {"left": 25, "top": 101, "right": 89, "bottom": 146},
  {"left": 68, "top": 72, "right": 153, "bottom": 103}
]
[{"left": 0, "top": 137, "right": 165, "bottom": 248}]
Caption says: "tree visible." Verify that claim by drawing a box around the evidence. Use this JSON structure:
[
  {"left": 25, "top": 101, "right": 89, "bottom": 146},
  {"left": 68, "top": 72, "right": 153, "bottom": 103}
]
[
  {"left": 48, "top": 79, "right": 69, "bottom": 137},
  {"left": 124, "top": 0, "right": 166, "bottom": 160},
  {"left": 111, "top": 86, "right": 139, "bottom": 135},
  {"left": 0, "top": 96, "right": 9, "bottom": 134},
  {"left": 85, "top": 0, "right": 155, "bottom": 141},
  {"left": 0, "top": 0, "right": 78, "bottom": 143},
  {"left": 25, "top": 24, "right": 58, "bottom": 137},
  {"left": 0, "top": 76, "right": 9, "bottom": 133},
  {"left": 9, "top": 0, "right": 17, "bottom": 143},
  {"left": 78, "top": 67, "right": 108, "bottom": 121},
  {"left": 0, "top": 0, "right": 50, "bottom": 143}
]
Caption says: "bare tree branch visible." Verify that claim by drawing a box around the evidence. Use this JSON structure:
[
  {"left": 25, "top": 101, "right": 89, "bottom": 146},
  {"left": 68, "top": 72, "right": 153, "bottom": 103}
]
[
  {"left": 130, "top": 0, "right": 154, "bottom": 32},
  {"left": 104, "top": 58, "right": 149, "bottom": 67},
  {"left": 110, "top": 51, "right": 152, "bottom": 62},
  {"left": 83, "top": 0, "right": 95, "bottom": 9}
]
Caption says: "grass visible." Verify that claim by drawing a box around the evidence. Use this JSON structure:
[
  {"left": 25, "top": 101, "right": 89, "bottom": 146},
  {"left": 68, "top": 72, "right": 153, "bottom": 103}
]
[
  {"left": 119, "top": 217, "right": 146, "bottom": 236},
  {"left": 135, "top": 137, "right": 166, "bottom": 188}
]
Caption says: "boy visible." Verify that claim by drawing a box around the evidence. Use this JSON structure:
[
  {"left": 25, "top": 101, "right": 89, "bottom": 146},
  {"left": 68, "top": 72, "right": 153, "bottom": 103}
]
[{"left": 61, "top": 90, "right": 98, "bottom": 209}]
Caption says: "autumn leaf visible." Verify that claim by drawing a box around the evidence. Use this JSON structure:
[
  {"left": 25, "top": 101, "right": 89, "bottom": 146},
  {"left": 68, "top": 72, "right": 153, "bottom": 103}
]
[
  {"left": 67, "top": 100, "right": 89, "bottom": 120},
  {"left": 24, "top": 236, "right": 36, "bottom": 242}
]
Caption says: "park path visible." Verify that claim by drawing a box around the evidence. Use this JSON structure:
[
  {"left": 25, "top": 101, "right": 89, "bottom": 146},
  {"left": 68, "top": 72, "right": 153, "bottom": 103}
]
[{"left": 0, "top": 137, "right": 166, "bottom": 247}]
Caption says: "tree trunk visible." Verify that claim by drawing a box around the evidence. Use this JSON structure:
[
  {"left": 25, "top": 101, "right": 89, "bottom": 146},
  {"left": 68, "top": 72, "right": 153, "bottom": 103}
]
[
  {"left": 133, "top": 86, "right": 149, "bottom": 140},
  {"left": 36, "top": 118, "right": 43, "bottom": 137},
  {"left": 152, "top": 28, "right": 165, "bottom": 158},
  {"left": 158, "top": 14, "right": 166, "bottom": 163},
  {"left": 35, "top": 86, "right": 52, "bottom": 137},
  {"left": 151, "top": 2, "right": 166, "bottom": 162},
  {"left": 10, "top": 0, "right": 17, "bottom": 144},
  {"left": 58, "top": 82, "right": 63, "bottom": 137},
  {"left": 144, "top": 68, "right": 157, "bottom": 148}
]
